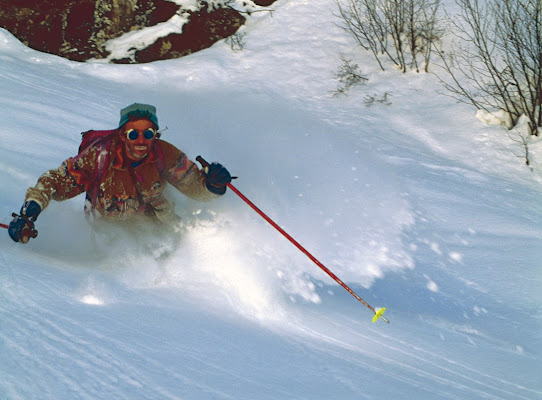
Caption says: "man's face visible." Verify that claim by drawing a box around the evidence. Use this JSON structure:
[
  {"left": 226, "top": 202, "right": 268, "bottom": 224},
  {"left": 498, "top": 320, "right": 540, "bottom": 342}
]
[{"left": 120, "top": 118, "right": 157, "bottom": 161}]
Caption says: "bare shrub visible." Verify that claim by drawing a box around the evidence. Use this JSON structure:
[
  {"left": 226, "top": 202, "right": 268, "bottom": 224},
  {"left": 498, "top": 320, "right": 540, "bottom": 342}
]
[
  {"left": 335, "top": 0, "right": 443, "bottom": 73},
  {"left": 332, "top": 54, "right": 369, "bottom": 96},
  {"left": 434, "top": 0, "right": 541, "bottom": 137}
]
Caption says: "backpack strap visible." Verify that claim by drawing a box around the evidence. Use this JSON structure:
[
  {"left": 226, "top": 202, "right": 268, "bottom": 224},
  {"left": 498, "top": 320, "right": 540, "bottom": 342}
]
[
  {"left": 77, "top": 130, "right": 117, "bottom": 219},
  {"left": 153, "top": 139, "right": 166, "bottom": 174},
  {"left": 84, "top": 140, "right": 112, "bottom": 218}
]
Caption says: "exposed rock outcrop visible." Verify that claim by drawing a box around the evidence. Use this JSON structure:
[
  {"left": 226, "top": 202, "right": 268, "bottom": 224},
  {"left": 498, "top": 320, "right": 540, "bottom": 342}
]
[
  {"left": 134, "top": 6, "right": 245, "bottom": 63},
  {"left": 0, "top": 0, "right": 276, "bottom": 63},
  {"left": 0, "top": 0, "right": 179, "bottom": 62}
]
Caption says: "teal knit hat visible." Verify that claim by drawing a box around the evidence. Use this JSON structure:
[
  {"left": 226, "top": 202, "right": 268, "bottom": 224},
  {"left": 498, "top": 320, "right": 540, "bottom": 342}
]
[{"left": 118, "top": 103, "right": 159, "bottom": 129}]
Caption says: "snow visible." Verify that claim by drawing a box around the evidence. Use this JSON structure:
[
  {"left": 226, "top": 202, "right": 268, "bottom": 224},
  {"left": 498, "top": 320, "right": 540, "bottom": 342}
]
[
  {"left": 100, "top": 13, "right": 189, "bottom": 63},
  {"left": 0, "top": 0, "right": 541, "bottom": 399}
]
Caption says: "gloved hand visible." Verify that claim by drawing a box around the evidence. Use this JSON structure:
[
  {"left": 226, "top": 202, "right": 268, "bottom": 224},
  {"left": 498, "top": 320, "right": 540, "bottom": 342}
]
[
  {"left": 9, "top": 200, "right": 41, "bottom": 243},
  {"left": 205, "top": 162, "right": 232, "bottom": 195}
]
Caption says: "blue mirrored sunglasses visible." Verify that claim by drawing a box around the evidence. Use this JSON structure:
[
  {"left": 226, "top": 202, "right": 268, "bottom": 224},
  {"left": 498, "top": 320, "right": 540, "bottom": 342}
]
[{"left": 126, "top": 128, "right": 157, "bottom": 141}]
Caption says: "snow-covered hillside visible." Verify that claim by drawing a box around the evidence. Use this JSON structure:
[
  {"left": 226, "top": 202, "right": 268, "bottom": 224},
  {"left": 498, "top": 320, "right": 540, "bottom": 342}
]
[{"left": 1, "top": 1, "right": 541, "bottom": 399}]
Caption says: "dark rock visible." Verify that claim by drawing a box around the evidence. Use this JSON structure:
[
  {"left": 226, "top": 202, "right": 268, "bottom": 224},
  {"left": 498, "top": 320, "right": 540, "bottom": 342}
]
[
  {"left": 0, "top": 0, "right": 273, "bottom": 63},
  {"left": 0, "top": 0, "right": 180, "bottom": 62},
  {"left": 253, "top": 0, "right": 276, "bottom": 6},
  {"left": 134, "top": 6, "right": 245, "bottom": 63}
]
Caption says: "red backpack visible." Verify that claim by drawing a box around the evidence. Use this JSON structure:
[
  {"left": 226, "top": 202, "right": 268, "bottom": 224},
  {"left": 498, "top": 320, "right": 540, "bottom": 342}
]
[{"left": 74, "top": 129, "right": 165, "bottom": 217}]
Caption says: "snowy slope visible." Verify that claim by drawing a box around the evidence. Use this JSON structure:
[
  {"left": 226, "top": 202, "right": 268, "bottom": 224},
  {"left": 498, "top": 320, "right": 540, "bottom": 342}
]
[{"left": 1, "top": 1, "right": 541, "bottom": 399}]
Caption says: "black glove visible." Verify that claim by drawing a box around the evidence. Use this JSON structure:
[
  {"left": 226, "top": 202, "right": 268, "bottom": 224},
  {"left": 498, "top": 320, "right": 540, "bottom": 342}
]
[
  {"left": 8, "top": 201, "right": 41, "bottom": 243},
  {"left": 205, "top": 163, "right": 231, "bottom": 195}
]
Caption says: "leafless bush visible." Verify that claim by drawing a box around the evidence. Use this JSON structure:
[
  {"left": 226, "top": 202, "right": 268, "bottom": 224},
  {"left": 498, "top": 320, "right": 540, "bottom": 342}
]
[
  {"left": 434, "top": 0, "right": 541, "bottom": 137},
  {"left": 508, "top": 126, "right": 533, "bottom": 167},
  {"left": 332, "top": 54, "right": 369, "bottom": 96},
  {"left": 364, "top": 92, "right": 392, "bottom": 106},
  {"left": 335, "top": 0, "right": 443, "bottom": 73},
  {"left": 226, "top": 31, "right": 247, "bottom": 51}
]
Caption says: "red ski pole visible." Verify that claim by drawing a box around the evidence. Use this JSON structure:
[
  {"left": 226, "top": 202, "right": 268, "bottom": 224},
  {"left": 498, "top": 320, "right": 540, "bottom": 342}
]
[
  {"left": 197, "top": 156, "right": 389, "bottom": 323},
  {"left": 0, "top": 222, "right": 8, "bottom": 230}
]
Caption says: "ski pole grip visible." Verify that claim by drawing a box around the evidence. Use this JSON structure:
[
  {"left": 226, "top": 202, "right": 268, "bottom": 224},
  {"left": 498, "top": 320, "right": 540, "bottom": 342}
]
[
  {"left": 196, "top": 155, "right": 210, "bottom": 169},
  {"left": 197, "top": 155, "right": 238, "bottom": 182}
]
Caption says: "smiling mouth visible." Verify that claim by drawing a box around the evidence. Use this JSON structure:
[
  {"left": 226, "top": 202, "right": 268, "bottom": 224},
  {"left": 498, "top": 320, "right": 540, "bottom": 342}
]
[{"left": 134, "top": 146, "right": 148, "bottom": 151}]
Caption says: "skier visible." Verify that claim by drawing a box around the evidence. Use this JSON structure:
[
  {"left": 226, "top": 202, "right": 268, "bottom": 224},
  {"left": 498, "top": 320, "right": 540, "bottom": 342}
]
[{"left": 8, "top": 103, "right": 232, "bottom": 243}]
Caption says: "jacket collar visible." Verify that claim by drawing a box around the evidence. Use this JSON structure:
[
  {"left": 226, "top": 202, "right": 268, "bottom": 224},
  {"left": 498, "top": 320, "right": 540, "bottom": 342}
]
[{"left": 111, "top": 136, "right": 160, "bottom": 170}]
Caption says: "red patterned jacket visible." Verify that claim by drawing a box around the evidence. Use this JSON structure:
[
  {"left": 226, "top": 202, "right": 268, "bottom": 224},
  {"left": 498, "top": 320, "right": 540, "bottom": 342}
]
[{"left": 25, "top": 135, "right": 217, "bottom": 222}]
